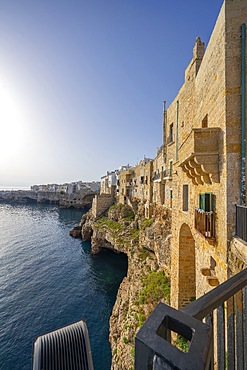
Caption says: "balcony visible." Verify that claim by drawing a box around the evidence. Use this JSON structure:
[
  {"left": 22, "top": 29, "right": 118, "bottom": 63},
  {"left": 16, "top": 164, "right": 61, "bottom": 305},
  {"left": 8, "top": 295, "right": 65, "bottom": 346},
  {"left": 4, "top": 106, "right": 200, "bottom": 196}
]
[
  {"left": 179, "top": 127, "right": 221, "bottom": 185},
  {"left": 195, "top": 208, "right": 215, "bottom": 239},
  {"left": 135, "top": 268, "right": 247, "bottom": 370},
  {"left": 236, "top": 204, "right": 247, "bottom": 242},
  {"left": 153, "top": 173, "right": 161, "bottom": 182},
  {"left": 163, "top": 169, "right": 172, "bottom": 180}
]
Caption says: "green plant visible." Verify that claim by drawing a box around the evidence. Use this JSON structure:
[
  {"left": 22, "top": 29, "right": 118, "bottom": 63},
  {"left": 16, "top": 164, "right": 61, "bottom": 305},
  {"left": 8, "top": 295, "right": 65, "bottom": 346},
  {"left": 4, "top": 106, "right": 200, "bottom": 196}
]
[
  {"left": 131, "top": 228, "right": 139, "bottom": 239},
  {"left": 138, "top": 313, "right": 145, "bottom": 327},
  {"left": 140, "top": 218, "right": 155, "bottom": 229},
  {"left": 139, "top": 270, "right": 170, "bottom": 304},
  {"left": 137, "top": 248, "right": 150, "bottom": 260},
  {"left": 124, "top": 213, "right": 135, "bottom": 221},
  {"left": 175, "top": 335, "right": 189, "bottom": 353},
  {"left": 123, "top": 337, "right": 129, "bottom": 344}
]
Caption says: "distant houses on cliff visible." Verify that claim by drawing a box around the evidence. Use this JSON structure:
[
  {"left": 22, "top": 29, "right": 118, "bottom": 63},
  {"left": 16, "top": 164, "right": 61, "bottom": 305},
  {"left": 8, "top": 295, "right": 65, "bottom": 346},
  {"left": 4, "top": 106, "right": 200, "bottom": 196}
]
[{"left": 30, "top": 181, "right": 100, "bottom": 195}]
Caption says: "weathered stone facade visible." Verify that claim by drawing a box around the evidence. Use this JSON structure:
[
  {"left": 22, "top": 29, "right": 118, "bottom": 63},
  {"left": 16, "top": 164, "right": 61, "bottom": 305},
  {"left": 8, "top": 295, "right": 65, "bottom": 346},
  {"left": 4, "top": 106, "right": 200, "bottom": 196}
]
[
  {"left": 91, "top": 193, "right": 115, "bottom": 218},
  {"left": 165, "top": 0, "right": 247, "bottom": 308},
  {"left": 106, "top": 0, "right": 247, "bottom": 310},
  {"left": 101, "top": 0, "right": 247, "bottom": 310}
]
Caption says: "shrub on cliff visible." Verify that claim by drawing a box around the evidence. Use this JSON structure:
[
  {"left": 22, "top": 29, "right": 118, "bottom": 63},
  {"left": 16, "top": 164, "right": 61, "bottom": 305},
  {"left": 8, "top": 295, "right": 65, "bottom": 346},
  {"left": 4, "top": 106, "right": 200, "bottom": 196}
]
[
  {"left": 139, "top": 270, "right": 170, "bottom": 304},
  {"left": 120, "top": 205, "right": 134, "bottom": 220},
  {"left": 108, "top": 202, "right": 135, "bottom": 222}
]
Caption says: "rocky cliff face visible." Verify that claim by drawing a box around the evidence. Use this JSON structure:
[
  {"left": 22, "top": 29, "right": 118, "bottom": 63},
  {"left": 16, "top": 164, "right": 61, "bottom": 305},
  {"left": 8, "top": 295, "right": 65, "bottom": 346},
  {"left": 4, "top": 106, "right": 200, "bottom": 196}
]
[{"left": 78, "top": 202, "right": 171, "bottom": 370}]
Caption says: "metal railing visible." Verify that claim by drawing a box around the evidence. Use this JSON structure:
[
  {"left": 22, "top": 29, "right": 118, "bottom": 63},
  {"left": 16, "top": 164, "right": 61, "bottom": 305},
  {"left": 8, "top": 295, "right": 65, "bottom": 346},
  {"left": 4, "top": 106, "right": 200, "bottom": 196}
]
[
  {"left": 135, "top": 268, "right": 247, "bottom": 370},
  {"left": 236, "top": 204, "right": 247, "bottom": 242},
  {"left": 195, "top": 208, "right": 215, "bottom": 239}
]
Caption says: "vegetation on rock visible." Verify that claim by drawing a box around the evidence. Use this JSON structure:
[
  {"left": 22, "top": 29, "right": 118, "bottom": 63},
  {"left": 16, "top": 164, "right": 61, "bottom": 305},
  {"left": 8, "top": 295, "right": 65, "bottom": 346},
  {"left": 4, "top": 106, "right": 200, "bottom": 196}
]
[{"left": 79, "top": 201, "right": 172, "bottom": 370}]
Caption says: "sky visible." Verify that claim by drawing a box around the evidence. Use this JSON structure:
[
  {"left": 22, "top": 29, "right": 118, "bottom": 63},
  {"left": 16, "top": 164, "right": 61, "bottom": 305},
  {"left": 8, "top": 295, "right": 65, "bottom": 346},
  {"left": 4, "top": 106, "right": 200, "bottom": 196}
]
[{"left": 0, "top": 0, "right": 223, "bottom": 188}]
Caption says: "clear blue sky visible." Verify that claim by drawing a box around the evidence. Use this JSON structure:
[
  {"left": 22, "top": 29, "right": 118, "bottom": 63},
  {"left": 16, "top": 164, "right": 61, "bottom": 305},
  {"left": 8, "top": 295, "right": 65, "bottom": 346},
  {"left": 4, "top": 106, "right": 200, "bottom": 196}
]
[{"left": 0, "top": 0, "right": 223, "bottom": 188}]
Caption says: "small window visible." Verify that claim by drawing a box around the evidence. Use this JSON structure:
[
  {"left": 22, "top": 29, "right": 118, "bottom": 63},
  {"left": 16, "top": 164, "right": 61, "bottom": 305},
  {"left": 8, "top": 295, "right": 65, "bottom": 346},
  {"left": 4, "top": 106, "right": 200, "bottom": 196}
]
[
  {"left": 167, "top": 123, "right": 174, "bottom": 144},
  {"left": 169, "top": 161, "right": 173, "bottom": 177},
  {"left": 199, "top": 192, "right": 213, "bottom": 211},
  {"left": 183, "top": 185, "right": 189, "bottom": 211}
]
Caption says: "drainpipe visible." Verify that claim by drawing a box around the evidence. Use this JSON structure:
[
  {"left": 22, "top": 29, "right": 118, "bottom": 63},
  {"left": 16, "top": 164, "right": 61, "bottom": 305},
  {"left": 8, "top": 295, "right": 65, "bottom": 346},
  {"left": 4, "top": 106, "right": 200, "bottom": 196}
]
[
  {"left": 163, "top": 101, "right": 167, "bottom": 158},
  {"left": 241, "top": 23, "right": 246, "bottom": 205},
  {"left": 176, "top": 100, "right": 179, "bottom": 162}
]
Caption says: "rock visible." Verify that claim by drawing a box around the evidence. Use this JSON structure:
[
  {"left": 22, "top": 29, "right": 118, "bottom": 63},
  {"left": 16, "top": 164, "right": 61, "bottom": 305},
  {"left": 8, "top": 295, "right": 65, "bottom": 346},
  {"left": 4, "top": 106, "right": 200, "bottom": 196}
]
[
  {"left": 69, "top": 225, "right": 82, "bottom": 238},
  {"left": 74, "top": 202, "right": 171, "bottom": 370}
]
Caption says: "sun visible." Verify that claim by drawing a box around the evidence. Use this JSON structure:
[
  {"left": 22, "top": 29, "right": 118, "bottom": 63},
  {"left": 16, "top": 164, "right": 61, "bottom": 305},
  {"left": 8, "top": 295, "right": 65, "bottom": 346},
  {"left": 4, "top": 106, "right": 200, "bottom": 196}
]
[{"left": 0, "top": 85, "right": 25, "bottom": 162}]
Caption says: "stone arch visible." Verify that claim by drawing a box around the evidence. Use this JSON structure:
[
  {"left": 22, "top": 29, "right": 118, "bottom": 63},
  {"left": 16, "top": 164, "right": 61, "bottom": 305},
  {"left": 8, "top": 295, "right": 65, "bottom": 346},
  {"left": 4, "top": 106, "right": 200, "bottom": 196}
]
[{"left": 178, "top": 223, "right": 196, "bottom": 308}]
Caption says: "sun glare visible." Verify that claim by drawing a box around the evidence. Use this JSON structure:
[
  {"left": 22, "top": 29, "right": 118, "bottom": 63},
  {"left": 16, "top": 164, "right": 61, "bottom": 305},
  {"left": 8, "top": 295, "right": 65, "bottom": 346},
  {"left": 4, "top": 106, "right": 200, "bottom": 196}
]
[{"left": 0, "top": 86, "right": 26, "bottom": 163}]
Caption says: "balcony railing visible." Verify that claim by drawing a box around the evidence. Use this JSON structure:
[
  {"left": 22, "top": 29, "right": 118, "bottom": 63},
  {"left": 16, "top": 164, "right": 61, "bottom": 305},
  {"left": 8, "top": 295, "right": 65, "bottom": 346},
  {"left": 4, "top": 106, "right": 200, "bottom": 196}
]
[
  {"left": 135, "top": 268, "right": 247, "bottom": 370},
  {"left": 236, "top": 204, "right": 247, "bottom": 242},
  {"left": 195, "top": 208, "right": 215, "bottom": 239},
  {"left": 163, "top": 170, "right": 172, "bottom": 179},
  {"left": 153, "top": 173, "right": 161, "bottom": 181}
]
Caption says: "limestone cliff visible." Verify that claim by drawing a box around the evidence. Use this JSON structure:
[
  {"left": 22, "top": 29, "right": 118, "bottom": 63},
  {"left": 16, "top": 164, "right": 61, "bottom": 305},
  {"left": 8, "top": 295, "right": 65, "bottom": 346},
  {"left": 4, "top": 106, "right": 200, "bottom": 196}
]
[{"left": 78, "top": 202, "right": 171, "bottom": 370}]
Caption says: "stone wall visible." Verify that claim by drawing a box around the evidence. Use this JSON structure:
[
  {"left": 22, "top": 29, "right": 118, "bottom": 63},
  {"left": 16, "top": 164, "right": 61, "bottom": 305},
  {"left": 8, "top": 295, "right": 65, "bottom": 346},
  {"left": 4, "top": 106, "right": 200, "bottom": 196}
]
[
  {"left": 228, "top": 237, "right": 247, "bottom": 276},
  {"left": 166, "top": 0, "right": 247, "bottom": 308},
  {"left": 91, "top": 194, "right": 115, "bottom": 218}
]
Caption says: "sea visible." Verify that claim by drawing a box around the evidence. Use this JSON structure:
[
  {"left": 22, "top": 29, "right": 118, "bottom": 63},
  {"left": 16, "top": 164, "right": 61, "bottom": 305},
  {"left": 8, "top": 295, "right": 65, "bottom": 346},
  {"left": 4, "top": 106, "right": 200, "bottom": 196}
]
[{"left": 0, "top": 201, "right": 128, "bottom": 370}]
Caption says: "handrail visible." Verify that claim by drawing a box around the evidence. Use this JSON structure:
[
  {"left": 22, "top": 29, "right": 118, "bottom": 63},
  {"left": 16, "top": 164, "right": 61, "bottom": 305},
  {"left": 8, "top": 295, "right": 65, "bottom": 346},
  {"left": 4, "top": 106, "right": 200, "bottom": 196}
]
[
  {"left": 135, "top": 268, "right": 247, "bottom": 370},
  {"left": 182, "top": 268, "right": 247, "bottom": 320}
]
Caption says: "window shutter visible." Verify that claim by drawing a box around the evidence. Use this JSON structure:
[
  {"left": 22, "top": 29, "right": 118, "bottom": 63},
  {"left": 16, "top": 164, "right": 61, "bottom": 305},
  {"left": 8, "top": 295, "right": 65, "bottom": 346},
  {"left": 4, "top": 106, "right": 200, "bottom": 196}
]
[{"left": 199, "top": 193, "right": 205, "bottom": 211}]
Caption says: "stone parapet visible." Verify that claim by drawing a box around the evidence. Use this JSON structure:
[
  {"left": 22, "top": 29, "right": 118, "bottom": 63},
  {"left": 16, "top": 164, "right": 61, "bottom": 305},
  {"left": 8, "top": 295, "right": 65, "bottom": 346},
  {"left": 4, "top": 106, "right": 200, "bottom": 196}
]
[{"left": 92, "top": 194, "right": 115, "bottom": 218}]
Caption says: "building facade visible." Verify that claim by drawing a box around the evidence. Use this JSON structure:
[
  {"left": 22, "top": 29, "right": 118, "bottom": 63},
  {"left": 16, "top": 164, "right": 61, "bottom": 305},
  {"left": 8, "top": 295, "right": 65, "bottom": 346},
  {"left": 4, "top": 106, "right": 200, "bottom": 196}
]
[
  {"left": 163, "top": 0, "right": 247, "bottom": 308},
  {"left": 98, "top": 0, "right": 247, "bottom": 309}
]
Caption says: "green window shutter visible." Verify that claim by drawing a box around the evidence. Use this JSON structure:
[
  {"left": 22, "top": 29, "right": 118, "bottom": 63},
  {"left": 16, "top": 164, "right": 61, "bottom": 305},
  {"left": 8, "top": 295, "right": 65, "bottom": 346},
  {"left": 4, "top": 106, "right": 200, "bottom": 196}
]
[{"left": 199, "top": 193, "right": 205, "bottom": 211}]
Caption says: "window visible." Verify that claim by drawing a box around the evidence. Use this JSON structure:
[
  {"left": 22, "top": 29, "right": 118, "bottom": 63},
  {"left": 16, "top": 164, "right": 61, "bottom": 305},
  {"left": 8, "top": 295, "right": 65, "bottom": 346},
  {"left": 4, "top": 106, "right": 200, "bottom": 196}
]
[
  {"left": 199, "top": 192, "right": 213, "bottom": 212},
  {"left": 170, "top": 189, "right": 173, "bottom": 208},
  {"left": 183, "top": 185, "right": 189, "bottom": 211},
  {"left": 169, "top": 160, "right": 173, "bottom": 177},
  {"left": 167, "top": 123, "right": 174, "bottom": 144}
]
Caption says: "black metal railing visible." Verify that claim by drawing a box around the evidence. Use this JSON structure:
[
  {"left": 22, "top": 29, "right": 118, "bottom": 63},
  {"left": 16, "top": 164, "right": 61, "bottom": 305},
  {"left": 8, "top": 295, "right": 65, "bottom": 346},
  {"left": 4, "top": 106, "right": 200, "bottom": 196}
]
[
  {"left": 195, "top": 208, "right": 215, "bottom": 239},
  {"left": 135, "top": 268, "right": 247, "bottom": 370},
  {"left": 236, "top": 204, "right": 247, "bottom": 242}
]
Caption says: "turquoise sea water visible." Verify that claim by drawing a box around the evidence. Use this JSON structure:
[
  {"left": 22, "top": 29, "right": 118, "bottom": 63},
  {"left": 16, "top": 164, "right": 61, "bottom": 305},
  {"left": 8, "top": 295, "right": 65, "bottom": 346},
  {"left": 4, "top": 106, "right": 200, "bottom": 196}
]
[{"left": 0, "top": 202, "right": 128, "bottom": 370}]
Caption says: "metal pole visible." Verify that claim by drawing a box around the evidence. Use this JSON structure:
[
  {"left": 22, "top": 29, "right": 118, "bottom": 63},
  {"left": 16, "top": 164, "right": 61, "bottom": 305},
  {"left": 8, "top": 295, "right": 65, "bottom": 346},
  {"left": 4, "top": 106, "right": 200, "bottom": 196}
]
[{"left": 241, "top": 24, "right": 246, "bottom": 205}]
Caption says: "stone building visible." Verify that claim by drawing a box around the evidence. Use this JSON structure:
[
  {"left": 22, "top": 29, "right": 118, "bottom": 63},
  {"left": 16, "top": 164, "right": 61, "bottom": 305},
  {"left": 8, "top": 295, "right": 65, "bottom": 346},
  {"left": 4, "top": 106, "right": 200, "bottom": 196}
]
[
  {"left": 158, "top": 0, "right": 247, "bottom": 309},
  {"left": 100, "top": 170, "right": 118, "bottom": 196},
  {"left": 152, "top": 145, "right": 166, "bottom": 206},
  {"left": 117, "top": 158, "right": 153, "bottom": 207},
  {"left": 97, "top": 0, "right": 247, "bottom": 310}
]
